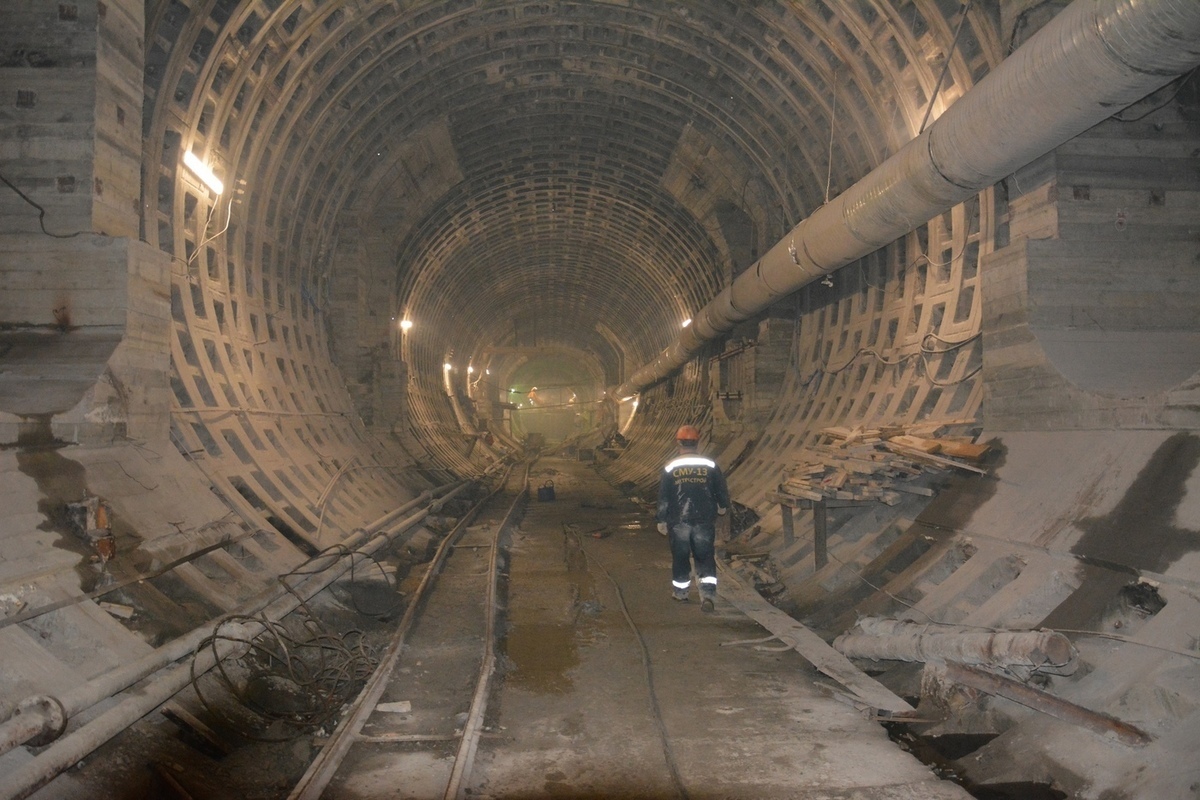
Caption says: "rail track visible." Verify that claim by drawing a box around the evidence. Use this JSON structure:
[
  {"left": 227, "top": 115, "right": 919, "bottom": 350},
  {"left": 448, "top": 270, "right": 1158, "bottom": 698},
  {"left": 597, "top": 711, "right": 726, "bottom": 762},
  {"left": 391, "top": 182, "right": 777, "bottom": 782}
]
[{"left": 285, "top": 462, "right": 530, "bottom": 800}]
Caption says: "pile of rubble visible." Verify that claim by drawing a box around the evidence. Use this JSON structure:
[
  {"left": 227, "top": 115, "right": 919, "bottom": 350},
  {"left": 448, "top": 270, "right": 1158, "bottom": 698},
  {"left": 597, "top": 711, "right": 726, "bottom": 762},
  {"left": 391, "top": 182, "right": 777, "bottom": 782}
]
[{"left": 777, "top": 421, "right": 990, "bottom": 505}]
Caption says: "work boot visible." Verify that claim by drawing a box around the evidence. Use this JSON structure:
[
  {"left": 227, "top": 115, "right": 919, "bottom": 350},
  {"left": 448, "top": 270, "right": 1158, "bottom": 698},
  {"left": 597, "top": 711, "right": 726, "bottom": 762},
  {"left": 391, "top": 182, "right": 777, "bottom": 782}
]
[
  {"left": 672, "top": 588, "right": 689, "bottom": 602},
  {"left": 700, "top": 596, "right": 715, "bottom": 612}
]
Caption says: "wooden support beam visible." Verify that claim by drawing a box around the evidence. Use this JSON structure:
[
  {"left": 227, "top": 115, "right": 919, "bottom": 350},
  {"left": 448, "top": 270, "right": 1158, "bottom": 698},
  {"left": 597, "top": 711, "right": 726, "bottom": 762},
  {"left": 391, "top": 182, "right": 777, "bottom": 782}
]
[
  {"left": 151, "top": 762, "right": 195, "bottom": 800},
  {"left": 812, "top": 500, "right": 828, "bottom": 570},
  {"left": 161, "top": 704, "right": 232, "bottom": 759},
  {"left": 780, "top": 503, "right": 794, "bottom": 547}
]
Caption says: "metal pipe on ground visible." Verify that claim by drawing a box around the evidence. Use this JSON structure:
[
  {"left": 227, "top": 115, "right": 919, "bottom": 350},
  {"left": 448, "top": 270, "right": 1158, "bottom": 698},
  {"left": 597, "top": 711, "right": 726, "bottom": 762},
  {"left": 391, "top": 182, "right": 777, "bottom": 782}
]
[
  {"left": 0, "top": 484, "right": 474, "bottom": 800},
  {"left": 613, "top": 0, "right": 1200, "bottom": 399},
  {"left": 0, "top": 480, "right": 466, "bottom": 762},
  {"left": 833, "top": 617, "right": 1077, "bottom": 674},
  {"left": 941, "top": 662, "right": 1152, "bottom": 747}
]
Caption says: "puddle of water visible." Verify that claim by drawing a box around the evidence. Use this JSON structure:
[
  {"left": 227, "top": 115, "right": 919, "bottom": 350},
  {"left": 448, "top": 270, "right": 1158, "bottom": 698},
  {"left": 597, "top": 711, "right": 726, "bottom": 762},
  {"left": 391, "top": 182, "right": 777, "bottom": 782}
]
[
  {"left": 15, "top": 428, "right": 101, "bottom": 590},
  {"left": 504, "top": 622, "right": 579, "bottom": 694},
  {"left": 16, "top": 450, "right": 147, "bottom": 584}
]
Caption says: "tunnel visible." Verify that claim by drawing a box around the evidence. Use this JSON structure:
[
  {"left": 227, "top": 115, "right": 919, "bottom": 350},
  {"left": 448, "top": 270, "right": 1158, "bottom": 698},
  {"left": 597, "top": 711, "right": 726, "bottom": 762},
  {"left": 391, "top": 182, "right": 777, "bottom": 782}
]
[{"left": 2, "top": 0, "right": 1200, "bottom": 797}]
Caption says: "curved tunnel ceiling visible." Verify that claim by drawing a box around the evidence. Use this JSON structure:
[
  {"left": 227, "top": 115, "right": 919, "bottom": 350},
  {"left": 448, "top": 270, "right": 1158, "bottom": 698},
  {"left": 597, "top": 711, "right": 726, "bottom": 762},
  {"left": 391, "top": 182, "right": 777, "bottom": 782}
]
[{"left": 148, "top": 0, "right": 1000, "bottom": 397}]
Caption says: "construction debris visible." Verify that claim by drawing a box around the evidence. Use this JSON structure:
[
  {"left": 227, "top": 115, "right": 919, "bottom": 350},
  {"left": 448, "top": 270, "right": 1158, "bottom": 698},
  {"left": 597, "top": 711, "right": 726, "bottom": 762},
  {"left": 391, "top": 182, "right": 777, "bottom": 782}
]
[
  {"left": 776, "top": 422, "right": 989, "bottom": 505},
  {"left": 727, "top": 553, "right": 787, "bottom": 599}
]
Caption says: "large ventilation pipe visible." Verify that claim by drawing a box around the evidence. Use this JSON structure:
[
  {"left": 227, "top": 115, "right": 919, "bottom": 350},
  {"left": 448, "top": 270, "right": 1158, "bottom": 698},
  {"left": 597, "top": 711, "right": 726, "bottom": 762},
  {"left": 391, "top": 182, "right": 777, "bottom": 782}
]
[{"left": 614, "top": 0, "right": 1200, "bottom": 400}]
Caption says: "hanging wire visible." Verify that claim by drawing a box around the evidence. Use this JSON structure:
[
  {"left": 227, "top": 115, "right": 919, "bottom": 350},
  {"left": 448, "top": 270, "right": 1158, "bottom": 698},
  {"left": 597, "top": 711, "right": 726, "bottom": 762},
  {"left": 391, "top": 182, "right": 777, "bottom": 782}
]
[
  {"left": 824, "top": 68, "right": 839, "bottom": 204},
  {"left": 919, "top": 1, "right": 974, "bottom": 134},
  {"left": 0, "top": 171, "right": 97, "bottom": 238},
  {"left": 1112, "top": 67, "right": 1198, "bottom": 122}
]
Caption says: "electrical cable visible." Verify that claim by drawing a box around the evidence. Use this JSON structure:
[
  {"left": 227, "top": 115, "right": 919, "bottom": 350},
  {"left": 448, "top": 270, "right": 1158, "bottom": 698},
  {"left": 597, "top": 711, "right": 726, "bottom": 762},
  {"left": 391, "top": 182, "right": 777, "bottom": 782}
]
[
  {"left": 277, "top": 541, "right": 402, "bottom": 619},
  {"left": 187, "top": 524, "right": 434, "bottom": 740},
  {"left": 567, "top": 525, "right": 690, "bottom": 800},
  {"left": 191, "top": 610, "right": 379, "bottom": 741},
  {"left": 1051, "top": 629, "right": 1200, "bottom": 661},
  {"left": 919, "top": 1, "right": 974, "bottom": 134},
  {"left": 824, "top": 68, "right": 839, "bottom": 204},
  {"left": 1112, "top": 67, "right": 1198, "bottom": 122},
  {"left": 0, "top": 171, "right": 98, "bottom": 239},
  {"left": 825, "top": 549, "right": 937, "bottom": 624},
  {"left": 187, "top": 196, "right": 235, "bottom": 266}
]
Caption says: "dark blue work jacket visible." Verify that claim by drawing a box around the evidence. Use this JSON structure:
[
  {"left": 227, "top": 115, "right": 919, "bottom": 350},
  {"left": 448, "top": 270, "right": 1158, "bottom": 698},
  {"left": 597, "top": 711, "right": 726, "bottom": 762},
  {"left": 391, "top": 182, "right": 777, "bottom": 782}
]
[{"left": 656, "top": 454, "right": 731, "bottom": 525}]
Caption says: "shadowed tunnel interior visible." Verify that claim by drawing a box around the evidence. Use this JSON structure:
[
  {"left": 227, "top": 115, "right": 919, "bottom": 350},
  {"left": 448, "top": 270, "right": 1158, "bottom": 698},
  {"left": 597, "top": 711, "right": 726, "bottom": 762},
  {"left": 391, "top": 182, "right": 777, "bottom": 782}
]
[{"left": 2, "top": 1, "right": 1200, "bottom": 797}]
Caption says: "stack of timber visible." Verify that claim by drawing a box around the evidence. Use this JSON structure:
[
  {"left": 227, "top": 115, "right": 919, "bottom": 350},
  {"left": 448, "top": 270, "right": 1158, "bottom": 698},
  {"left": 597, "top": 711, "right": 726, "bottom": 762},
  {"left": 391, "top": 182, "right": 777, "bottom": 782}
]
[{"left": 776, "top": 421, "right": 989, "bottom": 506}]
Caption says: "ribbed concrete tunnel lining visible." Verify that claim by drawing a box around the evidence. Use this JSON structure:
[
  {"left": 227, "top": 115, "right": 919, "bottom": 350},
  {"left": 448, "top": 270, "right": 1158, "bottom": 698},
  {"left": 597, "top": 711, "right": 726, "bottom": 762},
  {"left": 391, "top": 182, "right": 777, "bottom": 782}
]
[
  {"left": 141, "top": 2, "right": 1004, "bottom": 442},
  {"left": 136, "top": 3, "right": 1007, "bottom": 481},
  {"left": 5, "top": 1, "right": 1200, "bottom": 796}
]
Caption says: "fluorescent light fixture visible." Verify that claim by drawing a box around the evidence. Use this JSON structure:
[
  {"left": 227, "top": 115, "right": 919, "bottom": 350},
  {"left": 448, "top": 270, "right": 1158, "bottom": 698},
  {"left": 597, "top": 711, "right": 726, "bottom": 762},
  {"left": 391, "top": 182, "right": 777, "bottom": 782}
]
[
  {"left": 399, "top": 319, "right": 413, "bottom": 331},
  {"left": 682, "top": 318, "right": 692, "bottom": 328},
  {"left": 182, "top": 150, "right": 224, "bottom": 194}
]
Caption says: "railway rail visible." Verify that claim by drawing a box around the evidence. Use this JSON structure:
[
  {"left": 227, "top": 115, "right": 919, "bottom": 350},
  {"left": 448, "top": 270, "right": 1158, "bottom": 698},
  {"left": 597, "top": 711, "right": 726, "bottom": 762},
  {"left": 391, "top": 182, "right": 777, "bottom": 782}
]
[{"left": 286, "top": 462, "right": 530, "bottom": 800}]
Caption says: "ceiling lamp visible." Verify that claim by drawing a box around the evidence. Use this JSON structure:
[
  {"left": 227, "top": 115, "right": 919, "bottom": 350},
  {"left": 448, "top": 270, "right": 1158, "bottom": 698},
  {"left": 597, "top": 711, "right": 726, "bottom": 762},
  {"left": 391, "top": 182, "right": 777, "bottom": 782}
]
[{"left": 182, "top": 150, "right": 224, "bottom": 195}]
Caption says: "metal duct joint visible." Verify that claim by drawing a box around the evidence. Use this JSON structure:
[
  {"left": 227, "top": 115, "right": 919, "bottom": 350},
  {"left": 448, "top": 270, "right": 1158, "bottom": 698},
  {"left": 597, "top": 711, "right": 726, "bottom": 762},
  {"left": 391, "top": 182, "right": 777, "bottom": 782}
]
[{"left": 613, "top": 0, "right": 1200, "bottom": 400}]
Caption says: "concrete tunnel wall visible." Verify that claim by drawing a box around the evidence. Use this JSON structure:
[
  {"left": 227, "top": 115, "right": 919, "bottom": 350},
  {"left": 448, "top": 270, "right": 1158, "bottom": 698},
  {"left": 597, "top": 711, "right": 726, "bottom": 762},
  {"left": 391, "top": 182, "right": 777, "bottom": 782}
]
[{"left": 1, "top": 1, "right": 1199, "bottom": 796}]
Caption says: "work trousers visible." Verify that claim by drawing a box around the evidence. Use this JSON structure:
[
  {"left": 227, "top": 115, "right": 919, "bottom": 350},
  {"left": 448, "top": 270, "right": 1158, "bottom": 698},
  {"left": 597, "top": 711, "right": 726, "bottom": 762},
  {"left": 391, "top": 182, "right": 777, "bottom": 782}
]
[{"left": 669, "top": 521, "right": 717, "bottom": 597}]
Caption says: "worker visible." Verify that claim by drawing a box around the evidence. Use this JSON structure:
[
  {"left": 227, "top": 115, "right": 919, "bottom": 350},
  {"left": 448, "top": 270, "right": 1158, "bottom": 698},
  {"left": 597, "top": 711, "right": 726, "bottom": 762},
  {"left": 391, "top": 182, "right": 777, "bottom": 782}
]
[{"left": 656, "top": 424, "right": 730, "bottom": 612}]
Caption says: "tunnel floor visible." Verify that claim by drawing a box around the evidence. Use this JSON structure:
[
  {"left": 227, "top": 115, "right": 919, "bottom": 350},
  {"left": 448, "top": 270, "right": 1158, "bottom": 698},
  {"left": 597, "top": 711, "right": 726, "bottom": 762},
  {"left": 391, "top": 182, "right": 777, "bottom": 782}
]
[{"left": 330, "top": 457, "right": 970, "bottom": 799}]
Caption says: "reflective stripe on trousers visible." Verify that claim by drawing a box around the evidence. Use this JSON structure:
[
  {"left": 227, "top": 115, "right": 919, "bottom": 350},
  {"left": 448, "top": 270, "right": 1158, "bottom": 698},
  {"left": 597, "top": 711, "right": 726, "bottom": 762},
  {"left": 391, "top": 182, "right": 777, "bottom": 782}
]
[{"left": 668, "top": 520, "right": 717, "bottom": 594}]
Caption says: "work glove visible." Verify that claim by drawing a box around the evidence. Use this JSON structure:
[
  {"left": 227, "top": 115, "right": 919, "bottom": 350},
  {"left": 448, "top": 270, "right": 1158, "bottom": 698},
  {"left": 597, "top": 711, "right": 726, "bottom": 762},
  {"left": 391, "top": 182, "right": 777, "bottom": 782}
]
[
  {"left": 717, "top": 507, "right": 727, "bottom": 516},
  {"left": 657, "top": 522, "right": 668, "bottom": 535}
]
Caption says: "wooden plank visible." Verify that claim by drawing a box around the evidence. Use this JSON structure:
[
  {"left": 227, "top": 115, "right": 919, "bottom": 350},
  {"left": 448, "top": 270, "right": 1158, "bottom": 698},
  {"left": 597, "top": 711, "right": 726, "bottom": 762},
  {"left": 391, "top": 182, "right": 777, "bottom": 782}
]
[
  {"left": 716, "top": 563, "right": 914, "bottom": 713},
  {"left": 883, "top": 442, "right": 989, "bottom": 475},
  {"left": 151, "top": 762, "right": 196, "bottom": 799},
  {"left": 161, "top": 703, "right": 232, "bottom": 758},
  {"left": 935, "top": 440, "right": 991, "bottom": 460},
  {"left": 812, "top": 501, "right": 827, "bottom": 569},
  {"left": 888, "top": 434, "right": 942, "bottom": 453}
]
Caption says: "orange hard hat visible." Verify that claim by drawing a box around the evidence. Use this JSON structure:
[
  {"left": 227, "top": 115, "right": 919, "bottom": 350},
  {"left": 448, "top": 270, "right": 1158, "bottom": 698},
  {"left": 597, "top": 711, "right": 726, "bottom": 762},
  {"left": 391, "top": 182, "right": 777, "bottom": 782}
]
[{"left": 675, "top": 424, "right": 701, "bottom": 441}]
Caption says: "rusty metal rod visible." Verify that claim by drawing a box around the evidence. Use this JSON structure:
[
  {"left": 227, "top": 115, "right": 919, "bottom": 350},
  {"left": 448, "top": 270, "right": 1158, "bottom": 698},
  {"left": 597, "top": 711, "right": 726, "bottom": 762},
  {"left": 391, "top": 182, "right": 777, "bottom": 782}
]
[{"left": 944, "top": 662, "right": 1151, "bottom": 747}]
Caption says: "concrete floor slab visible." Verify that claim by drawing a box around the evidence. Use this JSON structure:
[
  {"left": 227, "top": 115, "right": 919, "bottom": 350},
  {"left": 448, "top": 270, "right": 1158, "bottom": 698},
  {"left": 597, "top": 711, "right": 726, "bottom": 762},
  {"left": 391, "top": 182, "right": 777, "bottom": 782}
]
[{"left": 466, "top": 459, "right": 969, "bottom": 799}]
